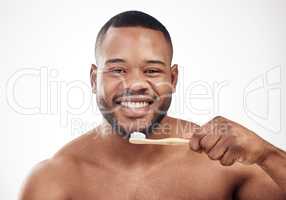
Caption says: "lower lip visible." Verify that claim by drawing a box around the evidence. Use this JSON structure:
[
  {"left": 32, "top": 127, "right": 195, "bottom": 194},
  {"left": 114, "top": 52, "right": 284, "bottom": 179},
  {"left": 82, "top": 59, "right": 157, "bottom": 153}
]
[{"left": 118, "top": 103, "right": 152, "bottom": 117}]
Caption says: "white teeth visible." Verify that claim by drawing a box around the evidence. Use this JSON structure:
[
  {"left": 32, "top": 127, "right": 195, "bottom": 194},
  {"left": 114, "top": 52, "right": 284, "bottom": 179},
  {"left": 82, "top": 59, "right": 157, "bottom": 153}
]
[{"left": 121, "top": 101, "right": 149, "bottom": 109}]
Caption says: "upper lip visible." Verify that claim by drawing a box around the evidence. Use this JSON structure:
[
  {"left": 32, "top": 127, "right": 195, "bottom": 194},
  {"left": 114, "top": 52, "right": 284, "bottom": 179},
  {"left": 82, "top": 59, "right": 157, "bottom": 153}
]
[{"left": 115, "top": 95, "right": 155, "bottom": 104}]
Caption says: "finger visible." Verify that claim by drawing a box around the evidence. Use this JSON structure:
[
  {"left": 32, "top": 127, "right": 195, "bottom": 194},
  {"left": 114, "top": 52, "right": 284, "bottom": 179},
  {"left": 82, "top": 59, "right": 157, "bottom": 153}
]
[
  {"left": 190, "top": 116, "right": 227, "bottom": 152},
  {"left": 190, "top": 132, "right": 206, "bottom": 152},
  {"left": 220, "top": 148, "right": 238, "bottom": 166},
  {"left": 200, "top": 133, "right": 222, "bottom": 153},
  {"left": 207, "top": 136, "right": 233, "bottom": 160},
  {"left": 190, "top": 119, "right": 216, "bottom": 151}
]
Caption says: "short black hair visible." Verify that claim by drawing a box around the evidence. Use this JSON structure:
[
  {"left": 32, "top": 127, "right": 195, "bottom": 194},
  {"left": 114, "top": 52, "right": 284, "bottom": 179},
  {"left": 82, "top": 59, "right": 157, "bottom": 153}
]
[{"left": 95, "top": 10, "right": 173, "bottom": 61}]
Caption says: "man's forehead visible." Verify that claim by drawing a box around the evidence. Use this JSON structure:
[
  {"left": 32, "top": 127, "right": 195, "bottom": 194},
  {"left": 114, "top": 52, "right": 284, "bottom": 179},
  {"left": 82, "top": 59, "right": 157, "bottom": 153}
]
[{"left": 98, "top": 27, "right": 172, "bottom": 65}]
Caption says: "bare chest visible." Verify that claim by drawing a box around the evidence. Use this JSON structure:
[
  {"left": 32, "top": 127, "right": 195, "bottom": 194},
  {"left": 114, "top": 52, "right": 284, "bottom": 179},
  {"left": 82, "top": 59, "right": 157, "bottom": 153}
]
[{"left": 71, "top": 160, "right": 237, "bottom": 200}]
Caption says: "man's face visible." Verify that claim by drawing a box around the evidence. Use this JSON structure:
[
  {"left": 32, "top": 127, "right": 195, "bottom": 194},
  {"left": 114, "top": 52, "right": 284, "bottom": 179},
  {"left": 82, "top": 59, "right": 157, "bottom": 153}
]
[{"left": 91, "top": 27, "right": 178, "bottom": 137}]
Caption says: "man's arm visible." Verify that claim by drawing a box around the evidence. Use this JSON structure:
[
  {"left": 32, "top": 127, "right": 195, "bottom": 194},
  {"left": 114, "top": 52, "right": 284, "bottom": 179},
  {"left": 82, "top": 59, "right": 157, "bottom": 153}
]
[
  {"left": 235, "top": 164, "right": 285, "bottom": 200},
  {"left": 189, "top": 116, "right": 286, "bottom": 199},
  {"left": 19, "top": 159, "right": 71, "bottom": 200},
  {"left": 259, "top": 145, "right": 286, "bottom": 193},
  {"left": 237, "top": 142, "right": 286, "bottom": 199}
]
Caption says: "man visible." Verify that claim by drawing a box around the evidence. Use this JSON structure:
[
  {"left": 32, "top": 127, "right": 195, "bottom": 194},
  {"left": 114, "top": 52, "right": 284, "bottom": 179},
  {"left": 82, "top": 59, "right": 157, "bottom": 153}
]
[{"left": 20, "top": 11, "right": 286, "bottom": 199}]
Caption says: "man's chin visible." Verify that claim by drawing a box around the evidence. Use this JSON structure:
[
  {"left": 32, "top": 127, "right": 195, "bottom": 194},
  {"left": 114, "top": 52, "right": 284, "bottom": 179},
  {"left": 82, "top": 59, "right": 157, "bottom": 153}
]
[
  {"left": 113, "top": 120, "right": 153, "bottom": 136},
  {"left": 113, "top": 112, "right": 166, "bottom": 138}
]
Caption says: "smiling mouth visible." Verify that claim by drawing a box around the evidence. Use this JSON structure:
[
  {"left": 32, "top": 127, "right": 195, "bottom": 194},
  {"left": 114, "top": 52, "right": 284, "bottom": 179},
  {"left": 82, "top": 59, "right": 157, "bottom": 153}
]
[
  {"left": 120, "top": 101, "right": 150, "bottom": 109},
  {"left": 114, "top": 95, "right": 155, "bottom": 110}
]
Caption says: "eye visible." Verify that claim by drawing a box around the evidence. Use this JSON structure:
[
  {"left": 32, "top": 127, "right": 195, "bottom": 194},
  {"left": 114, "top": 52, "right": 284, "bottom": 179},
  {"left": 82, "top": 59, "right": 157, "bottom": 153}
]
[
  {"left": 110, "top": 67, "right": 126, "bottom": 74},
  {"left": 144, "top": 68, "right": 160, "bottom": 74}
]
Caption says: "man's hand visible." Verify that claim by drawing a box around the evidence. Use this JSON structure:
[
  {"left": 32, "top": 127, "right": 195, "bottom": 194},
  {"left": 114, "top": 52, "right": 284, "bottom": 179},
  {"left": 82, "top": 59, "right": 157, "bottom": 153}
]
[{"left": 190, "top": 116, "right": 273, "bottom": 166}]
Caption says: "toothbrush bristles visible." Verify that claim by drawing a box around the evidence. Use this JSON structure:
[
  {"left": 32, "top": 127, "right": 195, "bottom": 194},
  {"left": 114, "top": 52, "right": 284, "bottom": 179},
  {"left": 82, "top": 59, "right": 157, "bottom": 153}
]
[{"left": 129, "top": 132, "right": 146, "bottom": 140}]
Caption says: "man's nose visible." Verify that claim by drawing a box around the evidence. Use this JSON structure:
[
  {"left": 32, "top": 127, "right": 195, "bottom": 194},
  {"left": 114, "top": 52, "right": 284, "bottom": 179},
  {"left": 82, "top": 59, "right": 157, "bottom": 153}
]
[{"left": 123, "top": 71, "right": 149, "bottom": 93}]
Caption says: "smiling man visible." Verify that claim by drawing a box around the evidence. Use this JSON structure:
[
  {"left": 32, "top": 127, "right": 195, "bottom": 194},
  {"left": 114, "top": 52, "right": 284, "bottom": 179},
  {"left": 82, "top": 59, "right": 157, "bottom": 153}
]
[{"left": 20, "top": 11, "right": 286, "bottom": 200}]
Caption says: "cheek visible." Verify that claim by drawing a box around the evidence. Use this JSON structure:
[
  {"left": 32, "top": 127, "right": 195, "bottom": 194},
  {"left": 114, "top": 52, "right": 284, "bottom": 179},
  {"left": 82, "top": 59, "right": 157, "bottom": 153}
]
[
  {"left": 151, "top": 78, "right": 173, "bottom": 95},
  {"left": 98, "top": 77, "right": 121, "bottom": 102}
]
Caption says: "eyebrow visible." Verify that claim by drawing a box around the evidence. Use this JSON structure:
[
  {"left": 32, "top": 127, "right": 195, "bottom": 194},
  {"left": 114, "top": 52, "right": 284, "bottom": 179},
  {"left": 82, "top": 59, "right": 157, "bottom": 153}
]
[
  {"left": 105, "top": 58, "right": 126, "bottom": 65},
  {"left": 145, "top": 60, "right": 166, "bottom": 66},
  {"left": 104, "top": 58, "right": 166, "bottom": 66}
]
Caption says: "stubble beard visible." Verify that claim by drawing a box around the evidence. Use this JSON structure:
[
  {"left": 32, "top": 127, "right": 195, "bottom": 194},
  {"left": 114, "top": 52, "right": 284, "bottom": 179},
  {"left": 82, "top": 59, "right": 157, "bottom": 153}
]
[{"left": 96, "top": 95, "right": 172, "bottom": 139}]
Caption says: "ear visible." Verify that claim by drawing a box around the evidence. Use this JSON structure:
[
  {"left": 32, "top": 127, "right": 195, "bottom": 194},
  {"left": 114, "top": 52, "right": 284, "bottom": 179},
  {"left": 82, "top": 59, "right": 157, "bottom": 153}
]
[
  {"left": 170, "top": 64, "right": 178, "bottom": 93},
  {"left": 90, "top": 64, "right": 97, "bottom": 94}
]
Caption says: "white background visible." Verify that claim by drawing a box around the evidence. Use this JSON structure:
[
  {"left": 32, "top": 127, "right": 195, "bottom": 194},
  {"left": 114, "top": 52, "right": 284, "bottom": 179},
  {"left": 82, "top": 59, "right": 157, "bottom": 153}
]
[{"left": 1, "top": 0, "right": 286, "bottom": 199}]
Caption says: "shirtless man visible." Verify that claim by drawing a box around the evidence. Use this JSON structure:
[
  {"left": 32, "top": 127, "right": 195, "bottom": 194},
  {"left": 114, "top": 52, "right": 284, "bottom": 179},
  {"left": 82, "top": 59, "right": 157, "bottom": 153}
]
[{"left": 20, "top": 11, "right": 286, "bottom": 200}]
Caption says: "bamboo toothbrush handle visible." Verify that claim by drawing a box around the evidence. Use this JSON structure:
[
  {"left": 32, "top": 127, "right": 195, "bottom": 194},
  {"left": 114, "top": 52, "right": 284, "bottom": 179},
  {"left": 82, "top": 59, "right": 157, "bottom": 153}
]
[{"left": 129, "top": 138, "right": 190, "bottom": 145}]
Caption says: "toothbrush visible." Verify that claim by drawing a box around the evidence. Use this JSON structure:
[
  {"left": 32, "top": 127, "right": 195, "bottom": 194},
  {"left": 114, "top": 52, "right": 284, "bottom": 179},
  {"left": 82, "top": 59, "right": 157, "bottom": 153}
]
[{"left": 129, "top": 132, "right": 190, "bottom": 146}]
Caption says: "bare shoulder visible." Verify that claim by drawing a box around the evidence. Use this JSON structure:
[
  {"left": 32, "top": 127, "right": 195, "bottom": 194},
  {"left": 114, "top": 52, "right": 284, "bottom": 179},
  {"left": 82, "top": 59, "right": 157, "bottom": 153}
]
[
  {"left": 20, "top": 129, "right": 100, "bottom": 200},
  {"left": 167, "top": 116, "right": 200, "bottom": 138},
  {"left": 19, "top": 155, "right": 79, "bottom": 200}
]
